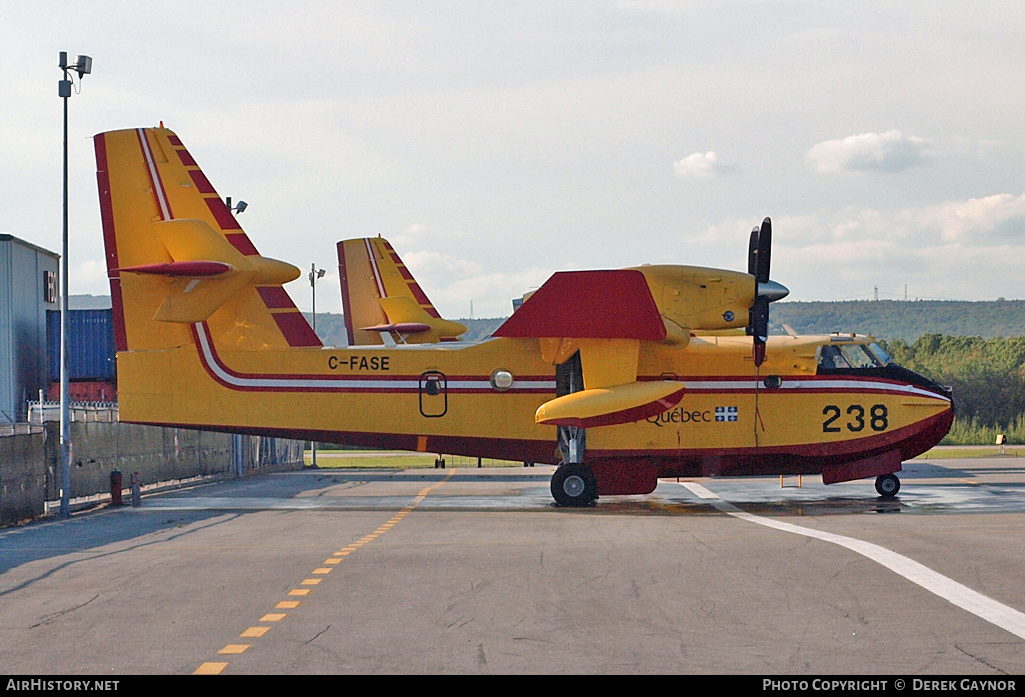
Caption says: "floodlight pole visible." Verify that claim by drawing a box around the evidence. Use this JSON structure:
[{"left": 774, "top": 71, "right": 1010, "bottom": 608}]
[
  {"left": 309, "top": 264, "right": 325, "bottom": 468},
  {"left": 58, "top": 52, "right": 89, "bottom": 518}
]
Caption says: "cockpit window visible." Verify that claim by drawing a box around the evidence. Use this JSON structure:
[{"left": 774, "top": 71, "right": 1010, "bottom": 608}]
[
  {"left": 818, "top": 344, "right": 884, "bottom": 369},
  {"left": 868, "top": 342, "right": 891, "bottom": 366},
  {"left": 818, "top": 345, "right": 850, "bottom": 369},
  {"left": 843, "top": 345, "right": 878, "bottom": 368}
]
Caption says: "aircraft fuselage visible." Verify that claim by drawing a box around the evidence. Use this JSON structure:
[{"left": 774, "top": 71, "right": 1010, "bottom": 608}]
[{"left": 117, "top": 325, "right": 952, "bottom": 496}]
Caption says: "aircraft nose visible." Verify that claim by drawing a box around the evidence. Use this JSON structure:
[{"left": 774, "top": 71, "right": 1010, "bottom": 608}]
[{"left": 757, "top": 280, "right": 789, "bottom": 302}]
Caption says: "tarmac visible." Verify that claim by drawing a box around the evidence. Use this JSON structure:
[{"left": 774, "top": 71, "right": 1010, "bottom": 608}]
[{"left": 1, "top": 455, "right": 1023, "bottom": 675}]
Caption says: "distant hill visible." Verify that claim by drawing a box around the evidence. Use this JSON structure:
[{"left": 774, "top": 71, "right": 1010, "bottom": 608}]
[
  {"left": 83, "top": 296, "right": 1025, "bottom": 345},
  {"left": 69, "top": 294, "right": 112, "bottom": 310},
  {"left": 451, "top": 302, "right": 1025, "bottom": 344},
  {"left": 301, "top": 312, "right": 349, "bottom": 347},
  {"left": 769, "top": 300, "right": 1025, "bottom": 342},
  {"left": 303, "top": 314, "right": 503, "bottom": 346}
]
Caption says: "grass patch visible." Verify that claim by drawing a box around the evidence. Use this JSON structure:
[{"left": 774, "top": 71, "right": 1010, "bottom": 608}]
[
  {"left": 917, "top": 446, "right": 1023, "bottom": 459},
  {"left": 303, "top": 451, "right": 529, "bottom": 469}
]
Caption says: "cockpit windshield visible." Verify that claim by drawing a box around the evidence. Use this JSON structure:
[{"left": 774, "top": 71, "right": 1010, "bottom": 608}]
[
  {"left": 818, "top": 343, "right": 885, "bottom": 370},
  {"left": 868, "top": 342, "right": 891, "bottom": 366}
]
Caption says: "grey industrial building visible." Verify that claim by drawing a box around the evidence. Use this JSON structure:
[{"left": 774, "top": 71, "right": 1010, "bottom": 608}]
[{"left": 0, "top": 234, "right": 59, "bottom": 423}]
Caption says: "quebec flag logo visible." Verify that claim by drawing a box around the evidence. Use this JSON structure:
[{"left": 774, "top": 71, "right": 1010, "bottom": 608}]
[{"left": 715, "top": 406, "right": 738, "bottom": 422}]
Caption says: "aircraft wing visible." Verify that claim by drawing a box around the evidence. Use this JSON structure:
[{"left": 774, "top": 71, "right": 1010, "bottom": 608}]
[
  {"left": 493, "top": 269, "right": 666, "bottom": 342},
  {"left": 494, "top": 269, "right": 684, "bottom": 428}
]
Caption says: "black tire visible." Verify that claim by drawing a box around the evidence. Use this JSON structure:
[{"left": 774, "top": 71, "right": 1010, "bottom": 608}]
[
  {"left": 550, "top": 463, "right": 598, "bottom": 507},
  {"left": 875, "top": 473, "right": 900, "bottom": 497}
]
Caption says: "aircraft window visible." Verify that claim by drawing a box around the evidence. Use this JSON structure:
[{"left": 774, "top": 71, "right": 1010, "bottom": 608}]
[
  {"left": 818, "top": 345, "right": 851, "bottom": 369},
  {"left": 868, "top": 342, "right": 892, "bottom": 366},
  {"left": 839, "top": 345, "right": 879, "bottom": 369}
]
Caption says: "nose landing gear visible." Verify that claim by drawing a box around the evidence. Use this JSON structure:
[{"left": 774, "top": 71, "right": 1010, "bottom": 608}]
[{"left": 875, "top": 473, "right": 901, "bottom": 498}]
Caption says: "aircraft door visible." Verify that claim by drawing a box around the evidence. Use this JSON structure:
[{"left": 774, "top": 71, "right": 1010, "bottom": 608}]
[{"left": 419, "top": 371, "right": 448, "bottom": 417}]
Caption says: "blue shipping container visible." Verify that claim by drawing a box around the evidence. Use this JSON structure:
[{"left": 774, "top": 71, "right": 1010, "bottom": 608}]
[{"left": 47, "top": 309, "right": 116, "bottom": 382}]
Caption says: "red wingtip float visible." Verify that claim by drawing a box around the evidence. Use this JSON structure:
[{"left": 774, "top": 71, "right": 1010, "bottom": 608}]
[{"left": 95, "top": 125, "right": 953, "bottom": 506}]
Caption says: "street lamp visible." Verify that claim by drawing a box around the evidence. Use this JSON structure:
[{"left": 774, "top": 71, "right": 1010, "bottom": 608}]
[
  {"left": 309, "top": 264, "right": 325, "bottom": 468},
  {"left": 58, "top": 52, "right": 91, "bottom": 519}
]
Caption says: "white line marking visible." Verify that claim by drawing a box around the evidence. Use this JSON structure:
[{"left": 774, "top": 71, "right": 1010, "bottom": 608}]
[
  {"left": 193, "top": 323, "right": 555, "bottom": 392},
  {"left": 365, "top": 238, "right": 386, "bottom": 297},
  {"left": 138, "top": 128, "right": 171, "bottom": 220},
  {"left": 679, "top": 481, "right": 1025, "bottom": 641},
  {"left": 680, "top": 379, "right": 949, "bottom": 401}
]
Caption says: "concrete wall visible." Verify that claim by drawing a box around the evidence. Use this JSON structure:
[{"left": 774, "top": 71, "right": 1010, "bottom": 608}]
[
  {"left": 1, "top": 423, "right": 305, "bottom": 526},
  {"left": 43, "top": 422, "right": 236, "bottom": 500},
  {"left": 0, "top": 432, "right": 46, "bottom": 525}
]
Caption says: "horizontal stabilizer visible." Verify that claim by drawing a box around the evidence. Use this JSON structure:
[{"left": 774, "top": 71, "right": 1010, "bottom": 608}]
[
  {"left": 118, "top": 218, "right": 301, "bottom": 324},
  {"left": 116, "top": 261, "right": 233, "bottom": 277},
  {"left": 378, "top": 296, "right": 467, "bottom": 341},
  {"left": 494, "top": 270, "right": 666, "bottom": 341},
  {"left": 361, "top": 322, "right": 432, "bottom": 334},
  {"left": 535, "top": 381, "right": 686, "bottom": 428}
]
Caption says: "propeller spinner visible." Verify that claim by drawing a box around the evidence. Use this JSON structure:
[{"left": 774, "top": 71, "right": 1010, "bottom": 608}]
[{"left": 746, "top": 217, "right": 789, "bottom": 366}]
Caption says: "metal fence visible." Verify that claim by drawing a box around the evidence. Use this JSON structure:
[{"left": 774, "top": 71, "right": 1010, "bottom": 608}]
[{"left": 27, "top": 402, "right": 118, "bottom": 424}]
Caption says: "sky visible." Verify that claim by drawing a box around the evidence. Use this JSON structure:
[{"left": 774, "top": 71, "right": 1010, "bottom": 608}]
[{"left": 2, "top": 1, "right": 1024, "bottom": 318}]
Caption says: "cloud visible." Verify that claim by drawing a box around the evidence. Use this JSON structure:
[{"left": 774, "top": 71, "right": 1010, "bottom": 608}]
[
  {"left": 673, "top": 151, "right": 730, "bottom": 180},
  {"left": 71, "top": 260, "right": 108, "bottom": 288},
  {"left": 807, "top": 130, "right": 931, "bottom": 174},
  {"left": 395, "top": 249, "right": 554, "bottom": 318},
  {"left": 749, "top": 194, "right": 1025, "bottom": 301},
  {"left": 918, "top": 193, "right": 1025, "bottom": 243}
]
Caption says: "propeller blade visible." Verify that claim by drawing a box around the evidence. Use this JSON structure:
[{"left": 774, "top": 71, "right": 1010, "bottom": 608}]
[
  {"left": 745, "top": 225, "right": 759, "bottom": 336},
  {"left": 747, "top": 226, "right": 760, "bottom": 277},
  {"left": 753, "top": 340, "right": 766, "bottom": 368},
  {"left": 750, "top": 295, "right": 769, "bottom": 367},
  {"left": 746, "top": 217, "right": 775, "bottom": 365},
  {"left": 755, "top": 217, "right": 771, "bottom": 284}
]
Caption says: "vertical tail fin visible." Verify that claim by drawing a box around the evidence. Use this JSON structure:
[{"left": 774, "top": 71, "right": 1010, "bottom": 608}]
[
  {"left": 337, "top": 237, "right": 466, "bottom": 345},
  {"left": 95, "top": 126, "right": 321, "bottom": 352}
]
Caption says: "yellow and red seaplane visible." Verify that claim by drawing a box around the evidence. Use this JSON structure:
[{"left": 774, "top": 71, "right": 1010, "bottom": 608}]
[{"left": 94, "top": 126, "right": 953, "bottom": 506}]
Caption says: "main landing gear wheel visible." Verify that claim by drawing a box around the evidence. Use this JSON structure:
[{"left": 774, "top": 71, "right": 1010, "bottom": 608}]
[
  {"left": 551, "top": 463, "right": 598, "bottom": 507},
  {"left": 875, "top": 473, "right": 900, "bottom": 497}
]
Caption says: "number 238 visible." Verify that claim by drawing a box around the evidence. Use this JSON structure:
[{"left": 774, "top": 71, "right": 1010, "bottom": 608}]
[{"left": 822, "top": 404, "right": 888, "bottom": 432}]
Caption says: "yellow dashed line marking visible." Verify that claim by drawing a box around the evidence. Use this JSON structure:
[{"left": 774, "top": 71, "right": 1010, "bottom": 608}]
[
  {"left": 194, "top": 662, "right": 228, "bottom": 675},
  {"left": 198, "top": 469, "right": 456, "bottom": 673}
]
